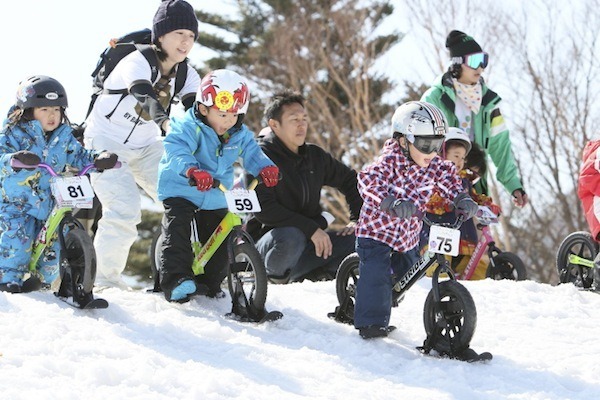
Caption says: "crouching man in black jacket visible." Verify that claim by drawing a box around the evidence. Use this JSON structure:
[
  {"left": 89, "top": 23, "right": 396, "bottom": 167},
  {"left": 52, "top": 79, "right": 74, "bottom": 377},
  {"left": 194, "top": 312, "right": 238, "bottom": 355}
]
[{"left": 247, "top": 90, "right": 362, "bottom": 283}]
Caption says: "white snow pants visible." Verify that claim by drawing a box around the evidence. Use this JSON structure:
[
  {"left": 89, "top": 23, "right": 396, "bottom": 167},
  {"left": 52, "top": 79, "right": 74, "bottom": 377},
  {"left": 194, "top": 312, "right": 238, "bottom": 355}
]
[{"left": 85, "top": 135, "right": 164, "bottom": 286}]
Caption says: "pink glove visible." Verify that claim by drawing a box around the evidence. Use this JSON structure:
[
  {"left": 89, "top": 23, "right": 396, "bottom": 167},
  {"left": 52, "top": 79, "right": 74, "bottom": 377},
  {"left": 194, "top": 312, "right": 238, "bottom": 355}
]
[
  {"left": 259, "top": 165, "right": 279, "bottom": 187},
  {"left": 187, "top": 167, "right": 213, "bottom": 191}
]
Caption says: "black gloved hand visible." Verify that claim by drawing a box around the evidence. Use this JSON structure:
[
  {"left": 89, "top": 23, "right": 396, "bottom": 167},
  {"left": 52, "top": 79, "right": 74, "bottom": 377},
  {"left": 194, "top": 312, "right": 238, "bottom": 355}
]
[
  {"left": 12, "top": 150, "right": 41, "bottom": 171},
  {"left": 453, "top": 192, "right": 478, "bottom": 220},
  {"left": 380, "top": 196, "right": 417, "bottom": 219},
  {"left": 94, "top": 152, "right": 118, "bottom": 172}
]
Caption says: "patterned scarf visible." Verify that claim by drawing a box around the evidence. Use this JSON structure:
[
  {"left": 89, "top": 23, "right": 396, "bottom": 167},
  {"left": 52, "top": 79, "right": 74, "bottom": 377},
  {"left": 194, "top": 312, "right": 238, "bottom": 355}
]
[{"left": 453, "top": 78, "right": 483, "bottom": 114}]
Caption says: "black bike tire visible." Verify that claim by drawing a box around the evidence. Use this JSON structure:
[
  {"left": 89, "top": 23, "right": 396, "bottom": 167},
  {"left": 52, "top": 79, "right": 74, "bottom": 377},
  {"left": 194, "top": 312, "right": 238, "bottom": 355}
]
[
  {"left": 64, "top": 228, "right": 97, "bottom": 294},
  {"left": 335, "top": 253, "right": 360, "bottom": 305},
  {"left": 150, "top": 229, "right": 162, "bottom": 289},
  {"left": 229, "top": 241, "right": 268, "bottom": 312},
  {"left": 423, "top": 280, "right": 477, "bottom": 354},
  {"left": 486, "top": 252, "right": 527, "bottom": 281},
  {"left": 555, "top": 231, "right": 597, "bottom": 285}
]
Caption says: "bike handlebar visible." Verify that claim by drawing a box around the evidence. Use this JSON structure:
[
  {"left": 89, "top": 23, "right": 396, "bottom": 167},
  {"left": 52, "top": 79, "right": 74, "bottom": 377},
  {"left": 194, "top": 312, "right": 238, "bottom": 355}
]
[
  {"left": 421, "top": 212, "right": 465, "bottom": 229},
  {"left": 189, "top": 176, "right": 262, "bottom": 192},
  {"left": 10, "top": 159, "right": 122, "bottom": 176}
]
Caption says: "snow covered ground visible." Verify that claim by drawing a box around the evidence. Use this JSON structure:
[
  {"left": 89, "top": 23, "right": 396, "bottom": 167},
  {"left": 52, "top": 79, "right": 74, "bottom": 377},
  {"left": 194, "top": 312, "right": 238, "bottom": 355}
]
[{"left": 1, "top": 277, "right": 598, "bottom": 399}]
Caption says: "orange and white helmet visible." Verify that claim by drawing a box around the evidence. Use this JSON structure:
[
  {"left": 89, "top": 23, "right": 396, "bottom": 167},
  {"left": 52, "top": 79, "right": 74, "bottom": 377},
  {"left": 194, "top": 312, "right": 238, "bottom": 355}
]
[{"left": 196, "top": 69, "right": 250, "bottom": 114}]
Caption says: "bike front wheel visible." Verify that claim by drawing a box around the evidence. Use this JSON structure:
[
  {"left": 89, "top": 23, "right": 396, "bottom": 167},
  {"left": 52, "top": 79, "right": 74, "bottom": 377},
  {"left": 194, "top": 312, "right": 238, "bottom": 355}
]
[
  {"left": 64, "top": 228, "right": 97, "bottom": 296},
  {"left": 486, "top": 252, "right": 527, "bottom": 281},
  {"left": 228, "top": 241, "right": 268, "bottom": 313},
  {"left": 423, "top": 280, "right": 477, "bottom": 354},
  {"left": 556, "top": 231, "right": 597, "bottom": 287}
]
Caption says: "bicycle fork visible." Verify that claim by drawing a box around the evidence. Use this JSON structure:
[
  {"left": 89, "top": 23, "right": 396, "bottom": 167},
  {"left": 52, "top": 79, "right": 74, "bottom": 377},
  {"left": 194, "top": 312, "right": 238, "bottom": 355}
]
[{"left": 226, "top": 226, "right": 262, "bottom": 319}]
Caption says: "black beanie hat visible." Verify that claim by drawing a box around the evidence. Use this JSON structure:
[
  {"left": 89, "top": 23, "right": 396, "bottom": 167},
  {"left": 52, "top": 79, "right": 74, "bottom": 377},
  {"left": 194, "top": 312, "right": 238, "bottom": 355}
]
[
  {"left": 446, "top": 30, "right": 483, "bottom": 59},
  {"left": 152, "top": 0, "right": 199, "bottom": 43}
]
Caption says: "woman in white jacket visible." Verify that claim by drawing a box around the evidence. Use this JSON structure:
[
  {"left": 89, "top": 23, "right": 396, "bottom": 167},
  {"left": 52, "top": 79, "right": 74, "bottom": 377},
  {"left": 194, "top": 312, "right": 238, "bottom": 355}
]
[{"left": 84, "top": 0, "right": 201, "bottom": 289}]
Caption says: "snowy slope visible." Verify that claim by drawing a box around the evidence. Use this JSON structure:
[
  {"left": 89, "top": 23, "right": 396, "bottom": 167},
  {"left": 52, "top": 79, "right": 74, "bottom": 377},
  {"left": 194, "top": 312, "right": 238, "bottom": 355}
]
[{"left": 0, "top": 278, "right": 599, "bottom": 400}]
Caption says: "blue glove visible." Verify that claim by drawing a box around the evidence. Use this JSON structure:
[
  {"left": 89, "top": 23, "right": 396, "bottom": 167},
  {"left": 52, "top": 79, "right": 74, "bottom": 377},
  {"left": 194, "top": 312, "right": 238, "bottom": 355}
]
[
  {"left": 381, "top": 196, "right": 417, "bottom": 219},
  {"left": 453, "top": 193, "right": 478, "bottom": 220}
]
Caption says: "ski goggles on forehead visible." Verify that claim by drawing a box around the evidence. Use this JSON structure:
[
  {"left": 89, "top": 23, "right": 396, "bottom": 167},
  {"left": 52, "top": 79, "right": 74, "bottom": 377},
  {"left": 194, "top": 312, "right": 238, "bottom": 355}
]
[
  {"left": 408, "top": 136, "right": 445, "bottom": 154},
  {"left": 464, "top": 52, "right": 489, "bottom": 69}
]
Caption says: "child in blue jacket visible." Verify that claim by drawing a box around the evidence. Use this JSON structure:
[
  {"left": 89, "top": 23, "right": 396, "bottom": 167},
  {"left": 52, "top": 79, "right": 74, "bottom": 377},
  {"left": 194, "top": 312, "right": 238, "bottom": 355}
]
[
  {"left": 0, "top": 76, "right": 118, "bottom": 292},
  {"left": 157, "top": 69, "right": 279, "bottom": 302}
]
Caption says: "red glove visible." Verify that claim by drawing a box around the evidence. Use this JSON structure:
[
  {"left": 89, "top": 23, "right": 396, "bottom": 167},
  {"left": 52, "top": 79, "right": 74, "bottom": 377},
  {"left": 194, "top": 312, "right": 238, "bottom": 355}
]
[
  {"left": 259, "top": 165, "right": 279, "bottom": 187},
  {"left": 187, "top": 167, "right": 213, "bottom": 191}
]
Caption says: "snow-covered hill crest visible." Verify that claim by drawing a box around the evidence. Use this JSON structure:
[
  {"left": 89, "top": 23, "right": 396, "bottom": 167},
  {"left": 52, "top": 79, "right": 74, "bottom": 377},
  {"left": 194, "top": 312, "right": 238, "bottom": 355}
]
[{"left": 1, "top": 278, "right": 599, "bottom": 399}]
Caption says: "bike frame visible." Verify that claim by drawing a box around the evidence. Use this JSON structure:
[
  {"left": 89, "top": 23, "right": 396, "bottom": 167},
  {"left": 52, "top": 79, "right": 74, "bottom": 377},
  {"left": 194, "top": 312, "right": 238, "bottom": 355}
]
[
  {"left": 191, "top": 212, "right": 242, "bottom": 275},
  {"left": 393, "top": 215, "right": 464, "bottom": 302},
  {"left": 21, "top": 163, "right": 95, "bottom": 279},
  {"left": 456, "top": 224, "right": 494, "bottom": 280},
  {"left": 393, "top": 250, "right": 455, "bottom": 303},
  {"left": 28, "top": 206, "right": 84, "bottom": 276},
  {"left": 567, "top": 254, "right": 594, "bottom": 269},
  {"left": 189, "top": 180, "right": 259, "bottom": 276}
]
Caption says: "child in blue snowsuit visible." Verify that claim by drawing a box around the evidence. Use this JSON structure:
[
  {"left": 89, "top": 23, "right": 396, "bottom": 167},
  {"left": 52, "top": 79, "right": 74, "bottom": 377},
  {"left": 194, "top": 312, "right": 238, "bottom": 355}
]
[
  {"left": 0, "top": 75, "right": 118, "bottom": 293},
  {"left": 157, "top": 69, "right": 279, "bottom": 302}
]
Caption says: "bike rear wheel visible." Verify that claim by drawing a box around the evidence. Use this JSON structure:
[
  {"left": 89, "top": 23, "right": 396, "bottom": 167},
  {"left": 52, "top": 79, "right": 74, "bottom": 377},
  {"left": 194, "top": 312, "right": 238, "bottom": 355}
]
[
  {"left": 335, "top": 252, "right": 404, "bottom": 314},
  {"left": 228, "top": 241, "right": 268, "bottom": 314},
  {"left": 336, "top": 253, "right": 360, "bottom": 306},
  {"left": 64, "top": 228, "right": 97, "bottom": 298},
  {"left": 556, "top": 231, "right": 597, "bottom": 287},
  {"left": 486, "top": 252, "right": 527, "bottom": 281},
  {"left": 150, "top": 229, "right": 162, "bottom": 291},
  {"left": 423, "top": 280, "right": 476, "bottom": 354}
]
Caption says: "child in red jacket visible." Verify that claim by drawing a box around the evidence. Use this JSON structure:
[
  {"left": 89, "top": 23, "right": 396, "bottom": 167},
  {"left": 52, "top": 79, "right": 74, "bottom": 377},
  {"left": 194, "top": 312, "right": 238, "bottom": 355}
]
[{"left": 577, "top": 139, "right": 600, "bottom": 290}]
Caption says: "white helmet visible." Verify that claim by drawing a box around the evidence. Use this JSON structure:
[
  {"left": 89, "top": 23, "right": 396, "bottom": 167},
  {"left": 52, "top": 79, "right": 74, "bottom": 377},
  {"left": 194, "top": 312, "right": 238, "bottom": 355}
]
[
  {"left": 197, "top": 69, "right": 250, "bottom": 114},
  {"left": 445, "top": 127, "right": 472, "bottom": 154},
  {"left": 391, "top": 101, "right": 448, "bottom": 154},
  {"left": 391, "top": 101, "right": 448, "bottom": 138}
]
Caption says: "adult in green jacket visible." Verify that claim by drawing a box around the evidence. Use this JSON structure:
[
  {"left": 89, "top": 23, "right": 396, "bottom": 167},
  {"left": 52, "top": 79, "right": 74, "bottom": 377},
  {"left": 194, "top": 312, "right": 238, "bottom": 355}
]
[{"left": 421, "top": 30, "right": 528, "bottom": 207}]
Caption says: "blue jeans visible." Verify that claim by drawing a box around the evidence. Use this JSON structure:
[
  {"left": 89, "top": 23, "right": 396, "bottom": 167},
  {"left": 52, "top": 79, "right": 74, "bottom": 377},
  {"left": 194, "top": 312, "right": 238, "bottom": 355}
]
[
  {"left": 354, "top": 237, "right": 418, "bottom": 328},
  {"left": 255, "top": 226, "right": 355, "bottom": 282}
]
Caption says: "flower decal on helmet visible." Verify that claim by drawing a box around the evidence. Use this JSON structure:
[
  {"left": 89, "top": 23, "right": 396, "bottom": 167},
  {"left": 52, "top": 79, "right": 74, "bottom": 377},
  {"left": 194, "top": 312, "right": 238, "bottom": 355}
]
[
  {"left": 214, "top": 90, "right": 234, "bottom": 111},
  {"left": 197, "top": 69, "right": 251, "bottom": 115}
]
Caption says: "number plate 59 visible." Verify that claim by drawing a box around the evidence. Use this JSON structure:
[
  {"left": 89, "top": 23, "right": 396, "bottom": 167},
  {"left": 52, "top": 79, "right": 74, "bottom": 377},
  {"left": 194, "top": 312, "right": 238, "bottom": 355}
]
[
  {"left": 225, "top": 189, "right": 261, "bottom": 213},
  {"left": 428, "top": 225, "right": 460, "bottom": 257}
]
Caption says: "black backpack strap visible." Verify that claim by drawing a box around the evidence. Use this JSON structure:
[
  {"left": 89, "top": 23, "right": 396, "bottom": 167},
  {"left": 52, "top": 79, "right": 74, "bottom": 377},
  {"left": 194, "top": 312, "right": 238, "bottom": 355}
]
[
  {"left": 137, "top": 44, "right": 160, "bottom": 83},
  {"left": 93, "top": 46, "right": 186, "bottom": 121},
  {"left": 173, "top": 61, "right": 187, "bottom": 98},
  {"left": 101, "top": 45, "right": 159, "bottom": 96}
]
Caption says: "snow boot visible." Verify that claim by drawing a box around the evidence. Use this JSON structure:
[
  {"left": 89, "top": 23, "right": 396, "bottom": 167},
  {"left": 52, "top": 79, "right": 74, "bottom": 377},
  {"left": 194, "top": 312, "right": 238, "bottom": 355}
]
[
  {"left": 169, "top": 279, "right": 197, "bottom": 302},
  {"left": 359, "top": 325, "right": 396, "bottom": 339}
]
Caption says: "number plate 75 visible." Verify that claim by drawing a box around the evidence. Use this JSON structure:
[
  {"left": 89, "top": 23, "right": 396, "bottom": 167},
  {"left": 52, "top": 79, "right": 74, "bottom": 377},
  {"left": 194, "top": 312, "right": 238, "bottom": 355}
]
[{"left": 428, "top": 225, "right": 460, "bottom": 257}]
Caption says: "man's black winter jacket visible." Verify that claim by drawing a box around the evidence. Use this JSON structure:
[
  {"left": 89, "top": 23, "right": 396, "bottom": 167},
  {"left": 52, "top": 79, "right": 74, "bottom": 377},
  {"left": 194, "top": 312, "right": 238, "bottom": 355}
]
[{"left": 247, "top": 130, "right": 363, "bottom": 241}]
